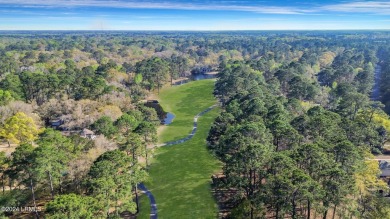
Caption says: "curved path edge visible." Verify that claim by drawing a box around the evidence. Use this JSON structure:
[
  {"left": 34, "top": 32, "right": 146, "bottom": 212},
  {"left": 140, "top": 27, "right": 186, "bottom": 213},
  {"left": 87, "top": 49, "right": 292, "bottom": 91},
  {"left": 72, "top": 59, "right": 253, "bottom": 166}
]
[
  {"left": 157, "top": 104, "right": 218, "bottom": 147},
  {"left": 138, "top": 183, "right": 158, "bottom": 219},
  {"left": 139, "top": 103, "right": 218, "bottom": 219}
]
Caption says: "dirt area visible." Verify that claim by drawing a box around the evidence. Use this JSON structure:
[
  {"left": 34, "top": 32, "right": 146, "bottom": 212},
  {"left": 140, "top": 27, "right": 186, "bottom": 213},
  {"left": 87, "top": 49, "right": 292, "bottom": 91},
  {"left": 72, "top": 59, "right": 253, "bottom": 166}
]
[
  {"left": 172, "top": 77, "right": 189, "bottom": 84},
  {"left": 146, "top": 92, "right": 160, "bottom": 101},
  {"left": 156, "top": 125, "right": 167, "bottom": 139},
  {"left": 0, "top": 143, "right": 17, "bottom": 156},
  {"left": 205, "top": 71, "right": 219, "bottom": 75},
  {"left": 374, "top": 155, "right": 390, "bottom": 160}
]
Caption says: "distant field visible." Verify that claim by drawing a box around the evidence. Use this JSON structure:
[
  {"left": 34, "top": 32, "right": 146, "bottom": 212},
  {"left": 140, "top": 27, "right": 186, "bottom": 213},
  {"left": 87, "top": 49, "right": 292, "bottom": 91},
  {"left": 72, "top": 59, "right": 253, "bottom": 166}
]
[
  {"left": 157, "top": 79, "right": 216, "bottom": 143},
  {"left": 139, "top": 80, "right": 221, "bottom": 219}
]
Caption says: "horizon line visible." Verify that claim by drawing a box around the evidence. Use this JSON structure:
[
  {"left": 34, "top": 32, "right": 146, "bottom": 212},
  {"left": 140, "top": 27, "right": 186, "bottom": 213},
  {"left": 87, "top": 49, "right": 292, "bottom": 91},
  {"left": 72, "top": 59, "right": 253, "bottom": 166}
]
[{"left": 1, "top": 29, "right": 390, "bottom": 31}]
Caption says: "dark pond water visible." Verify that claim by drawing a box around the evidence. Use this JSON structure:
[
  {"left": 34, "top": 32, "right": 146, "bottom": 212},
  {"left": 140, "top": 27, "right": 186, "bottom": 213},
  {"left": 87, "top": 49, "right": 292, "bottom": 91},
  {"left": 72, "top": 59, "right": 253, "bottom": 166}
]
[
  {"left": 145, "top": 73, "right": 215, "bottom": 125},
  {"left": 144, "top": 101, "right": 175, "bottom": 125},
  {"left": 192, "top": 74, "right": 217, "bottom": 81}
]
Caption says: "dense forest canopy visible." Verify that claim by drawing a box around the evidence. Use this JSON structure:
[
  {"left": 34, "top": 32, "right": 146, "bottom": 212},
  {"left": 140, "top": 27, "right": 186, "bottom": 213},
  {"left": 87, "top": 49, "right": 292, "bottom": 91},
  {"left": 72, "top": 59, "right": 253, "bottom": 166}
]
[{"left": 1, "top": 31, "right": 390, "bottom": 218}]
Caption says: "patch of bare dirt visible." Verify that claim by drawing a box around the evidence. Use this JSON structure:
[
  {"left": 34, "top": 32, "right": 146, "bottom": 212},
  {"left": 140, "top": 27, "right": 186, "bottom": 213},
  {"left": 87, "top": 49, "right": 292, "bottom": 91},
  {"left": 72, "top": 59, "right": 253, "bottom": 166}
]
[
  {"left": 0, "top": 143, "right": 17, "bottom": 156},
  {"left": 374, "top": 155, "right": 390, "bottom": 160}
]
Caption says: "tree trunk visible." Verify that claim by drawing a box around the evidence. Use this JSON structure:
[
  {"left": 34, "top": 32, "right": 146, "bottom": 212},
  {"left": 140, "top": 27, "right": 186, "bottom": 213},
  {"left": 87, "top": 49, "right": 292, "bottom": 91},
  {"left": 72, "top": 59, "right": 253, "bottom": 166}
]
[
  {"left": 292, "top": 195, "right": 296, "bottom": 219},
  {"left": 135, "top": 186, "right": 139, "bottom": 213},
  {"left": 59, "top": 177, "right": 63, "bottom": 194},
  {"left": 369, "top": 110, "right": 374, "bottom": 123},
  {"left": 307, "top": 199, "right": 311, "bottom": 219},
  {"left": 75, "top": 179, "right": 80, "bottom": 194},
  {"left": 30, "top": 177, "right": 39, "bottom": 219},
  {"left": 106, "top": 191, "right": 110, "bottom": 218},
  {"left": 115, "top": 189, "right": 119, "bottom": 216},
  {"left": 157, "top": 74, "right": 160, "bottom": 94},
  {"left": 144, "top": 140, "right": 149, "bottom": 166},
  {"left": 323, "top": 209, "right": 328, "bottom": 219},
  {"left": 132, "top": 148, "right": 136, "bottom": 166},
  {"left": 48, "top": 171, "right": 54, "bottom": 199},
  {"left": 275, "top": 138, "right": 280, "bottom": 151},
  {"left": 253, "top": 170, "right": 256, "bottom": 192},
  {"left": 146, "top": 149, "right": 148, "bottom": 166},
  {"left": 1, "top": 174, "right": 4, "bottom": 194},
  {"left": 332, "top": 205, "right": 337, "bottom": 219},
  {"left": 249, "top": 169, "right": 253, "bottom": 196}
]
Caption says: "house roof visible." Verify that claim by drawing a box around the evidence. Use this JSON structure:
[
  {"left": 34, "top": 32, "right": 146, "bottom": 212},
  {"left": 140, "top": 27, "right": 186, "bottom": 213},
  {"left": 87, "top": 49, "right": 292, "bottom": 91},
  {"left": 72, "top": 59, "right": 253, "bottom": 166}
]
[{"left": 379, "top": 161, "right": 390, "bottom": 177}]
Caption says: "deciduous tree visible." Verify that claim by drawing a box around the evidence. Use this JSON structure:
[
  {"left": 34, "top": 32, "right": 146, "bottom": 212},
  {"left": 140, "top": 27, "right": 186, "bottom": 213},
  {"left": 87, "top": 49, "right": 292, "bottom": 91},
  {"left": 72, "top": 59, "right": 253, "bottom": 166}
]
[{"left": 0, "top": 112, "right": 41, "bottom": 147}]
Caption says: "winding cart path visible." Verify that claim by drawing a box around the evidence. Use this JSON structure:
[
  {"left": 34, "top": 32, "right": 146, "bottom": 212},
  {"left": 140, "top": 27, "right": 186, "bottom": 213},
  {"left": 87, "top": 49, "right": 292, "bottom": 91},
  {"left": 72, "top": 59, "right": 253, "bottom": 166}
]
[{"left": 138, "top": 104, "right": 218, "bottom": 219}]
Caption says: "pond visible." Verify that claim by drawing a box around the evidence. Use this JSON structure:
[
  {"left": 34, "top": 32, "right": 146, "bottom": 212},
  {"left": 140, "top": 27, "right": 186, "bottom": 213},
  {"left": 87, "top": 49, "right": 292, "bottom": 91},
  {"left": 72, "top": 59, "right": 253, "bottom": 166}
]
[
  {"left": 144, "top": 101, "right": 175, "bottom": 125},
  {"left": 163, "top": 112, "right": 175, "bottom": 125},
  {"left": 192, "top": 73, "right": 217, "bottom": 81}
]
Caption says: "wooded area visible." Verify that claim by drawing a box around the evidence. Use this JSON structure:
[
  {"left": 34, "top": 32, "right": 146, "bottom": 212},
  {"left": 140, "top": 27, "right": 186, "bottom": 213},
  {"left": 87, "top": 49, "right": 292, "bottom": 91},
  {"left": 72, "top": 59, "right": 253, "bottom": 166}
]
[
  {"left": 0, "top": 31, "right": 390, "bottom": 218},
  {"left": 208, "top": 32, "right": 390, "bottom": 218}
]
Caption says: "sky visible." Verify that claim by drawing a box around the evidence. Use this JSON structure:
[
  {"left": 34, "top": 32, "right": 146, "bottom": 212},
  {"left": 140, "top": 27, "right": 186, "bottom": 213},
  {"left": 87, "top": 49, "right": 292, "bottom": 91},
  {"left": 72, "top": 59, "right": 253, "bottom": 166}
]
[{"left": 1, "top": 0, "right": 390, "bottom": 30}]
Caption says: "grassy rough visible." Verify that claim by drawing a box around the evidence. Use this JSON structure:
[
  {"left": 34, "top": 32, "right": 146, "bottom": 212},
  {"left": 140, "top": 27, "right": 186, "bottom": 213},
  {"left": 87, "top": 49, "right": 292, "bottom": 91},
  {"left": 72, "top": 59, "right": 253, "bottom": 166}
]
[{"left": 138, "top": 80, "right": 221, "bottom": 219}]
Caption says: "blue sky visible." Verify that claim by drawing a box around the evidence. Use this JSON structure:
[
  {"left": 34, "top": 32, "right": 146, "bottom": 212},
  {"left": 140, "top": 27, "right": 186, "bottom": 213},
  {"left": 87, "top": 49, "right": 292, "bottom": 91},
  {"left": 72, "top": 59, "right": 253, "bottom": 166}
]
[{"left": 1, "top": 0, "right": 390, "bottom": 30}]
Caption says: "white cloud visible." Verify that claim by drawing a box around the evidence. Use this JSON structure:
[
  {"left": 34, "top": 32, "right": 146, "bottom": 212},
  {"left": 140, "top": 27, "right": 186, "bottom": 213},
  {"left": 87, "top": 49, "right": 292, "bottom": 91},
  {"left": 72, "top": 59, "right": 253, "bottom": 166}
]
[
  {"left": 322, "top": 1, "right": 390, "bottom": 14},
  {"left": 2, "top": 1, "right": 390, "bottom": 16},
  {"left": 0, "top": 0, "right": 313, "bottom": 14}
]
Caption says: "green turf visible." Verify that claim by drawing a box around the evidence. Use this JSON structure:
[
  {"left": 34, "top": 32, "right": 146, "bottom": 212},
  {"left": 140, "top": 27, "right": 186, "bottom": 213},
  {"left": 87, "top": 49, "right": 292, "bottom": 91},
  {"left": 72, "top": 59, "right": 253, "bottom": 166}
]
[
  {"left": 138, "top": 80, "right": 221, "bottom": 219},
  {"left": 139, "top": 108, "right": 221, "bottom": 219},
  {"left": 157, "top": 80, "right": 216, "bottom": 143},
  {"left": 138, "top": 194, "right": 151, "bottom": 218}
]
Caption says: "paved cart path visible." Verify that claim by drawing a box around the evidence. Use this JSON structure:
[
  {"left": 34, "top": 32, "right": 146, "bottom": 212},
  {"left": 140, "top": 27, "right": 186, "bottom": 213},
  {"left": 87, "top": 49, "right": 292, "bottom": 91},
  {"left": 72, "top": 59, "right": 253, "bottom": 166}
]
[{"left": 138, "top": 104, "right": 218, "bottom": 219}]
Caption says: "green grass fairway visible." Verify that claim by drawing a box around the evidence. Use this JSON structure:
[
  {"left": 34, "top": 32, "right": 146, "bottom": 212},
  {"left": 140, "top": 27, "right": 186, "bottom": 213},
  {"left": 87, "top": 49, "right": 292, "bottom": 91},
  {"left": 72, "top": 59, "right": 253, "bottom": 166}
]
[
  {"left": 157, "top": 80, "right": 216, "bottom": 143},
  {"left": 138, "top": 80, "right": 221, "bottom": 219}
]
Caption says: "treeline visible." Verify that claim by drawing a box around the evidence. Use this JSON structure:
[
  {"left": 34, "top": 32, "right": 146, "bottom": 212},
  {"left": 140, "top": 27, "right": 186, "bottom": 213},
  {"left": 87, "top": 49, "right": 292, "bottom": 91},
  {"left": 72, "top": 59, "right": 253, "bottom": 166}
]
[
  {"left": 208, "top": 60, "right": 390, "bottom": 218},
  {"left": 378, "top": 47, "right": 390, "bottom": 114},
  {"left": 0, "top": 31, "right": 389, "bottom": 105},
  {"left": 1, "top": 31, "right": 390, "bottom": 218},
  {"left": 0, "top": 102, "right": 158, "bottom": 218}
]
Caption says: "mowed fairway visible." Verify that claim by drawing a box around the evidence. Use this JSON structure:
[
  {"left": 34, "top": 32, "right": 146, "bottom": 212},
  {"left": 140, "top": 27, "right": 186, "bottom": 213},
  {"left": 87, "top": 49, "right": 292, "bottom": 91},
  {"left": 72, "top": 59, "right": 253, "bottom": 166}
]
[
  {"left": 157, "top": 80, "right": 216, "bottom": 143},
  {"left": 139, "top": 80, "right": 221, "bottom": 219}
]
